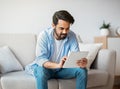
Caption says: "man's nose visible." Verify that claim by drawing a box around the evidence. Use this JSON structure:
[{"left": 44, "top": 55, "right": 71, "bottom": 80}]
[{"left": 63, "top": 29, "right": 67, "bottom": 34}]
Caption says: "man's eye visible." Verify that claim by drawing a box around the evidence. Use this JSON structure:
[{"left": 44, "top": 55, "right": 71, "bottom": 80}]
[
  {"left": 60, "top": 28, "right": 64, "bottom": 30},
  {"left": 66, "top": 28, "right": 69, "bottom": 31}
]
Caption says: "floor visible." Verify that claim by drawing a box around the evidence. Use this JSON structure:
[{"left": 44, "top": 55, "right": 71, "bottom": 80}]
[
  {"left": 113, "top": 85, "right": 120, "bottom": 89},
  {"left": 113, "top": 76, "right": 120, "bottom": 89}
]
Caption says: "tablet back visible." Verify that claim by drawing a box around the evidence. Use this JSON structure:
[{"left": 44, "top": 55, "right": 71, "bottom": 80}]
[{"left": 63, "top": 51, "right": 88, "bottom": 68}]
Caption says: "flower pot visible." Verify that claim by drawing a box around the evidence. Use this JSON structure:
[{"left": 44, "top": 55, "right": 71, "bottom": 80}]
[{"left": 100, "top": 28, "right": 109, "bottom": 36}]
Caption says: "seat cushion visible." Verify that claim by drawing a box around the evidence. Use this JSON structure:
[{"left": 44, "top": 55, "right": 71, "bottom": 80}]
[
  {"left": 58, "top": 69, "right": 109, "bottom": 89},
  {"left": 1, "top": 70, "right": 108, "bottom": 89},
  {"left": 1, "top": 71, "right": 58, "bottom": 89},
  {"left": 87, "top": 69, "right": 108, "bottom": 88}
]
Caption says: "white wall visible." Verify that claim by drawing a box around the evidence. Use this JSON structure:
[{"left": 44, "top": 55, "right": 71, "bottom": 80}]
[{"left": 0, "top": 0, "right": 120, "bottom": 42}]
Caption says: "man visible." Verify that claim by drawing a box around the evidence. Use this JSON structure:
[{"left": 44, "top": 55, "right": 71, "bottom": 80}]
[{"left": 25, "top": 10, "right": 87, "bottom": 89}]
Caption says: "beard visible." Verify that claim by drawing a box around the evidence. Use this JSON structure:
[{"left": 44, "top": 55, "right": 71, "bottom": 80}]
[{"left": 54, "top": 29, "right": 67, "bottom": 40}]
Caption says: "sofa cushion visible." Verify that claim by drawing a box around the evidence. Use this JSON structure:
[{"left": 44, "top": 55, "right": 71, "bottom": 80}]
[
  {"left": 0, "top": 34, "right": 36, "bottom": 68},
  {"left": 0, "top": 46, "right": 23, "bottom": 73},
  {"left": 1, "top": 71, "right": 58, "bottom": 89},
  {"left": 79, "top": 43, "right": 102, "bottom": 70},
  {"left": 0, "top": 74, "right": 2, "bottom": 89},
  {"left": 87, "top": 69, "right": 108, "bottom": 88},
  {"left": 1, "top": 70, "right": 108, "bottom": 89},
  {"left": 58, "top": 69, "right": 108, "bottom": 89}
]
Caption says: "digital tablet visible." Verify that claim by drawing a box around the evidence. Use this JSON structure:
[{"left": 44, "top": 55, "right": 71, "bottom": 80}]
[{"left": 63, "top": 51, "right": 88, "bottom": 68}]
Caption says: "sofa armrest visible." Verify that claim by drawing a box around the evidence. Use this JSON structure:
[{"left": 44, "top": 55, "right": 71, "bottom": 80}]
[
  {"left": 0, "top": 74, "right": 2, "bottom": 89},
  {"left": 93, "top": 49, "right": 116, "bottom": 89},
  {"left": 94, "top": 49, "right": 116, "bottom": 75}
]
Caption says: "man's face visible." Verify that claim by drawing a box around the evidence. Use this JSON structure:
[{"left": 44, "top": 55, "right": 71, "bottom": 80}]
[{"left": 53, "top": 19, "right": 70, "bottom": 40}]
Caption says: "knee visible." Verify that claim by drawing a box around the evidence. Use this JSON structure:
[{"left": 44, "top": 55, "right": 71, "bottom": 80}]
[
  {"left": 34, "top": 66, "right": 47, "bottom": 78},
  {"left": 76, "top": 68, "right": 87, "bottom": 78}
]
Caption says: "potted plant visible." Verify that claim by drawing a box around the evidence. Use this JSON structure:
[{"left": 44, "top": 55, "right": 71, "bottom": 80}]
[{"left": 100, "top": 21, "right": 111, "bottom": 36}]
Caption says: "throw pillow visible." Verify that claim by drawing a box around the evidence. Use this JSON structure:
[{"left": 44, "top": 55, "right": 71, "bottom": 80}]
[
  {"left": 79, "top": 43, "right": 102, "bottom": 70},
  {"left": 76, "top": 34, "right": 83, "bottom": 43},
  {"left": 0, "top": 46, "right": 23, "bottom": 73}
]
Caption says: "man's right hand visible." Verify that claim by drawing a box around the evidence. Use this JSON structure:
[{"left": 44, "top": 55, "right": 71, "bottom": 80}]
[
  {"left": 58, "top": 56, "right": 67, "bottom": 68},
  {"left": 43, "top": 56, "right": 67, "bottom": 69}
]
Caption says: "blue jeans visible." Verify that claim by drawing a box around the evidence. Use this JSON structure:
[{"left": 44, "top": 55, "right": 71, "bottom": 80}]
[{"left": 33, "top": 65, "right": 87, "bottom": 89}]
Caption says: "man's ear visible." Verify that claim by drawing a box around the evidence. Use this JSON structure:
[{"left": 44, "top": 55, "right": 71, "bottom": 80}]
[{"left": 52, "top": 23, "right": 55, "bottom": 29}]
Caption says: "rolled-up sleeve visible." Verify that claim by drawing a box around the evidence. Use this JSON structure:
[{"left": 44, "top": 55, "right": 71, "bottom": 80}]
[{"left": 35, "top": 32, "right": 50, "bottom": 66}]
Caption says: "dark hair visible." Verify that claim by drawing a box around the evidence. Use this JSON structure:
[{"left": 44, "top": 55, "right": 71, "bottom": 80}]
[{"left": 52, "top": 10, "right": 75, "bottom": 25}]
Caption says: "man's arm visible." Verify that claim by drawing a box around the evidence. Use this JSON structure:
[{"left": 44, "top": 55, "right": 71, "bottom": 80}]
[
  {"left": 43, "top": 56, "right": 67, "bottom": 68},
  {"left": 35, "top": 31, "right": 51, "bottom": 66}
]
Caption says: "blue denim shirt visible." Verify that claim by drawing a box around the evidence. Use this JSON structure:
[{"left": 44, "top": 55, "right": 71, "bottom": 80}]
[{"left": 25, "top": 27, "right": 79, "bottom": 75}]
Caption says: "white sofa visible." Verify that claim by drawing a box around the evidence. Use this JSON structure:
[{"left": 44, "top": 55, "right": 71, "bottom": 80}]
[{"left": 0, "top": 33, "right": 116, "bottom": 89}]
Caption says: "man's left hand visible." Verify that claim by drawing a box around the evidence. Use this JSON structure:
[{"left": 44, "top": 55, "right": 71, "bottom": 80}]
[{"left": 76, "top": 58, "right": 87, "bottom": 68}]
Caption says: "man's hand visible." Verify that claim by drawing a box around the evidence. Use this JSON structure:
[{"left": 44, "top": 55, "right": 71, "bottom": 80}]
[
  {"left": 76, "top": 58, "right": 87, "bottom": 68},
  {"left": 43, "top": 56, "right": 67, "bottom": 69},
  {"left": 58, "top": 56, "right": 67, "bottom": 68}
]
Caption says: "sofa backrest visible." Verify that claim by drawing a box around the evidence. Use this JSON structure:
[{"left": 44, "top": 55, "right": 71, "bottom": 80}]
[{"left": 0, "top": 34, "right": 36, "bottom": 68}]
